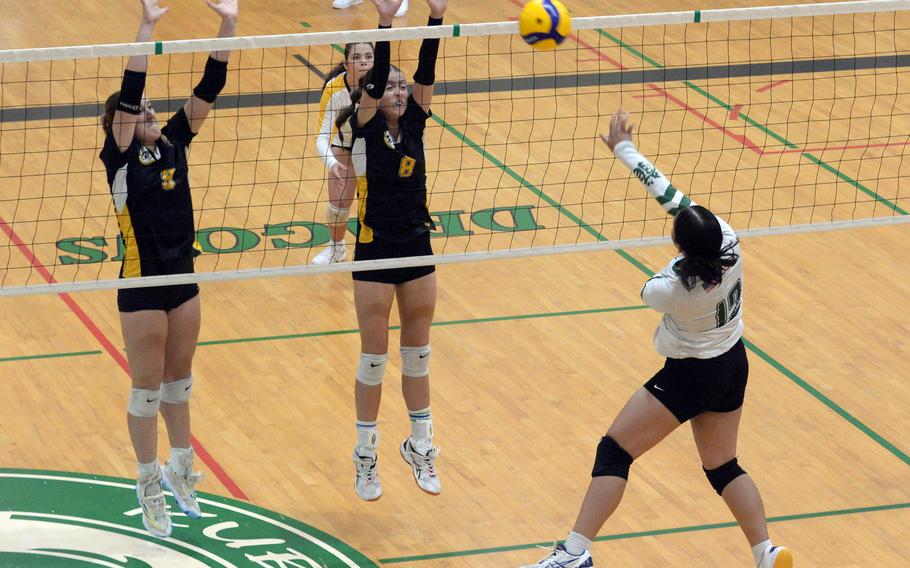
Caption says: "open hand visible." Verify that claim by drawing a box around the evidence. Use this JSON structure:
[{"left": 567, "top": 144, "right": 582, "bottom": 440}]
[
  {"left": 330, "top": 162, "right": 348, "bottom": 182},
  {"left": 600, "top": 108, "right": 635, "bottom": 152},
  {"left": 206, "top": 0, "right": 238, "bottom": 22},
  {"left": 427, "top": 0, "right": 447, "bottom": 18},
  {"left": 140, "top": 0, "right": 169, "bottom": 26},
  {"left": 372, "top": 0, "right": 405, "bottom": 24}
]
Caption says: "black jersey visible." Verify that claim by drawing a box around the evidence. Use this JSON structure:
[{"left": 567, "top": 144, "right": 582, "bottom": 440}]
[
  {"left": 350, "top": 94, "right": 433, "bottom": 243},
  {"left": 100, "top": 108, "right": 197, "bottom": 278}
]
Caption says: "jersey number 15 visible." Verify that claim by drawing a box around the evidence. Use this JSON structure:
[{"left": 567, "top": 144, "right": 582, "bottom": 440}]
[{"left": 715, "top": 278, "right": 742, "bottom": 328}]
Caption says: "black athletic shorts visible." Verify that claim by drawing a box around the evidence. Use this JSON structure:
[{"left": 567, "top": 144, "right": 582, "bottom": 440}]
[
  {"left": 353, "top": 232, "right": 435, "bottom": 285},
  {"left": 644, "top": 338, "right": 748, "bottom": 423},
  {"left": 117, "top": 257, "right": 199, "bottom": 313}
]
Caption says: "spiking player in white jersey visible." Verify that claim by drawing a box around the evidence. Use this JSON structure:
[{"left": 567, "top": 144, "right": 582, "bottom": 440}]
[{"left": 522, "top": 109, "right": 792, "bottom": 568}]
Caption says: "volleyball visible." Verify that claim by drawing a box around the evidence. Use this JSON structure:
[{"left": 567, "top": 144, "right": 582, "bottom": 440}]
[{"left": 519, "top": 0, "right": 572, "bottom": 50}]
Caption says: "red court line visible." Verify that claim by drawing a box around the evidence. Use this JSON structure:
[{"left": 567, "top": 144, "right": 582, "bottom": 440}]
[
  {"left": 0, "top": 215, "right": 249, "bottom": 501},
  {"left": 646, "top": 84, "right": 763, "bottom": 155},
  {"left": 507, "top": 0, "right": 763, "bottom": 154},
  {"left": 729, "top": 104, "right": 744, "bottom": 121},
  {"left": 763, "top": 140, "right": 910, "bottom": 155},
  {"left": 756, "top": 79, "right": 791, "bottom": 93}
]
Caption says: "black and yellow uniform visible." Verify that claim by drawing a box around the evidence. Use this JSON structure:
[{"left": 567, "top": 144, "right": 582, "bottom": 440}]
[
  {"left": 350, "top": 94, "right": 434, "bottom": 284},
  {"left": 100, "top": 108, "right": 200, "bottom": 312}
]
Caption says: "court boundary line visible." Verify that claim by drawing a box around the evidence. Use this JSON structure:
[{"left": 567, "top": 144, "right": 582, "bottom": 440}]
[
  {"left": 0, "top": 215, "right": 250, "bottom": 501},
  {"left": 377, "top": 501, "right": 910, "bottom": 563},
  {"left": 596, "top": 30, "right": 910, "bottom": 216}
]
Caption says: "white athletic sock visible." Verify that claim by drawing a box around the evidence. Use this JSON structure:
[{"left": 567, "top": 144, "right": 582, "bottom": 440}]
[
  {"left": 355, "top": 420, "right": 379, "bottom": 456},
  {"left": 170, "top": 446, "right": 193, "bottom": 471},
  {"left": 408, "top": 409, "right": 433, "bottom": 453},
  {"left": 752, "top": 539, "right": 772, "bottom": 566},
  {"left": 564, "top": 531, "right": 592, "bottom": 556},
  {"left": 137, "top": 460, "right": 158, "bottom": 480}
]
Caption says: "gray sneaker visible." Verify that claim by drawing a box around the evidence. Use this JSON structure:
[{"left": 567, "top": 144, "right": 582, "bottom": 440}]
[
  {"left": 399, "top": 437, "right": 441, "bottom": 495},
  {"left": 353, "top": 449, "right": 382, "bottom": 501},
  {"left": 162, "top": 453, "right": 202, "bottom": 519},
  {"left": 136, "top": 466, "right": 172, "bottom": 538}
]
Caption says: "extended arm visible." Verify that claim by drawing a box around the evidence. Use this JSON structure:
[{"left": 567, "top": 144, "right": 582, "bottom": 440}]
[
  {"left": 111, "top": 0, "right": 168, "bottom": 152},
  {"left": 355, "top": 0, "right": 401, "bottom": 127},
  {"left": 411, "top": 0, "right": 447, "bottom": 113},
  {"left": 601, "top": 109, "right": 696, "bottom": 216},
  {"left": 183, "top": 0, "right": 238, "bottom": 134}
]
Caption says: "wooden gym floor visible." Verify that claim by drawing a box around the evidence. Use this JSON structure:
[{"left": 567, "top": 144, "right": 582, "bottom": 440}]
[{"left": 0, "top": 0, "right": 908, "bottom": 566}]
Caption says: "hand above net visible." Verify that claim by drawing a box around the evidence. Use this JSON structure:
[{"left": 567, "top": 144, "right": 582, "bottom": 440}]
[
  {"left": 372, "top": 0, "right": 405, "bottom": 25},
  {"left": 205, "top": 0, "right": 239, "bottom": 23},
  {"left": 427, "top": 0, "right": 448, "bottom": 18},
  {"left": 600, "top": 107, "right": 635, "bottom": 152}
]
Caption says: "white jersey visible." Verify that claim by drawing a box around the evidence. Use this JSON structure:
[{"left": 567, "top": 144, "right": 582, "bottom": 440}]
[
  {"left": 315, "top": 72, "right": 354, "bottom": 170},
  {"left": 613, "top": 140, "right": 744, "bottom": 359},
  {"left": 641, "top": 217, "right": 743, "bottom": 359}
]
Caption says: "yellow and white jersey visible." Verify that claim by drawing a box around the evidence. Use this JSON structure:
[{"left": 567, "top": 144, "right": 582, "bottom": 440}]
[
  {"left": 315, "top": 72, "right": 353, "bottom": 170},
  {"left": 641, "top": 217, "right": 744, "bottom": 359}
]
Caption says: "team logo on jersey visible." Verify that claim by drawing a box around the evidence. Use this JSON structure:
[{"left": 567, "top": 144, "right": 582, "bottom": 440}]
[
  {"left": 138, "top": 144, "right": 162, "bottom": 166},
  {"left": 383, "top": 130, "right": 397, "bottom": 149},
  {"left": 633, "top": 161, "right": 662, "bottom": 187},
  {"left": 0, "top": 468, "right": 378, "bottom": 567}
]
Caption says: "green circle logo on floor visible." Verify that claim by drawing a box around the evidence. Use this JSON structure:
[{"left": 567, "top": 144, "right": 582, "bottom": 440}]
[{"left": 0, "top": 469, "right": 378, "bottom": 567}]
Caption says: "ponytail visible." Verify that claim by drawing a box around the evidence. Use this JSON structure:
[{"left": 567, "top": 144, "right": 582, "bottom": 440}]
[
  {"left": 675, "top": 242, "right": 739, "bottom": 291},
  {"left": 672, "top": 205, "right": 739, "bottom": 290},
  {"left": 101, "top": 91, "right": 121, "bottom": 136}
]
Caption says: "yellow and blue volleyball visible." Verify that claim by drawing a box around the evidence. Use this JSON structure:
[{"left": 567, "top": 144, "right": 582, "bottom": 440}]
[{"left": 519, "top": 0, "right": 572, "bottom": 50}]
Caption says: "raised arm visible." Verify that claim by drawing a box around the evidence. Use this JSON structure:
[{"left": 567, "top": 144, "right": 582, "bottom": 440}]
[
  {"left": 183, "top": 0, "right": 238, "bottom": 134},
  {"left": 356, "top": 0, "right": 402, "bottom": 127},
  {"left": 411, "top": 0, "right": 447, "bottom": 113},
  {"left": 601, "top": 108, "right": 696, "bottom": 216},
  {"left": 112, "top": 0, "right": 168, "bottom": 152}
]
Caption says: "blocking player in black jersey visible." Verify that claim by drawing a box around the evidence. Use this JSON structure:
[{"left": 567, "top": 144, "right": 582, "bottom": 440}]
[
  {"left": 336, "top": 0, "right": 447, "bottom": 502},
  {"left": 98, "top": 0, "right": 236, "bottom": 538}
]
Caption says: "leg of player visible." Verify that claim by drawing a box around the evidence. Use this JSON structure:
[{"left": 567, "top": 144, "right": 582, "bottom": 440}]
[
  {"left": 522, "top": 388, "right": 680, "bottom": 568},
  {"left": 121, "top": 309, "right": 171, "bottom": 538},
  {"left": 395, "top": 272, "right": 439, "bottom": 495},
  {"left": 691, "top": 409, "right": 792, "bottom": 568},
  {"left": 313, "top": 148, "right": 354, "bottom": 265},
  {"left": 352, "top": 280, "right": 396, "bottom": 501},
  {"left": 159, "top": 294, "right": 203, "bottom": 519}
]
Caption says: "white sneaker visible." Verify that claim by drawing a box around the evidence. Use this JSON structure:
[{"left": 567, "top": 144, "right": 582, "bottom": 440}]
[
  {"left": 332, "top": 0, "right": 363, "bottom": 9},
  {"left": 136, "top": 467, "right": 172, "bottom": 538},
  {"left": 162, "top": 454, "right": 203, "bottom": 519},
  {"left": 758, "top": 545, "right": 793, "bottom": 568},
  {"left": 394, "top": 0, "right": 408, "bottom": 17},
  {"left": 399, "top": 437, "right": 440, "bottom": 495},
  {"left": 353, "top": 449, "right": 382, "bottom": 501},
  {"left": 312, "top": 242, "right": 346, "bottom": 265},
  {"left": 521, "top": 543, "right": 594, "bottom": 568}
]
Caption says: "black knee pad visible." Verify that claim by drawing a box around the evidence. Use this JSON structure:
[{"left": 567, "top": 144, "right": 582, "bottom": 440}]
[
  {"left": 703, "top": 457, "right": 746, "bottom": 495},
  {"left": 591, "top": 436, "right": 634, "bottom": 479}
]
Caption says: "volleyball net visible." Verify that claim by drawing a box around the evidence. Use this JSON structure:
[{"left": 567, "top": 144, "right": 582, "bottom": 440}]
[{"left": 1, "top": 0, "right": 909, "bottom": 295}]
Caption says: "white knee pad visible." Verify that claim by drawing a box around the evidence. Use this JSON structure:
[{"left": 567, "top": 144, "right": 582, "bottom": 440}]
[
  {"left": 128, "top": 386, "right": 162, "bottom": 418},
  {"left": 327, "top": 203, "right": 350, "bottom": 226},
  {"left": 356, "top": 353, "right": 387, "bottom": 386},
  {"left": 400, "top": 344, "right": 431, "bottom": 378},
  {"left": 161, "top": 376, "right": 193, "bottom": 404}
]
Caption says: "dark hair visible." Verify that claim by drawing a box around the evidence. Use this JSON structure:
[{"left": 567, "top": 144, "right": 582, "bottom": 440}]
[
  {"left": 101, "top": 91, "right": 120, "bottom": 135},
  {"left": 323, "top": 42, "right": 374, "bottom": 89},
  {"left": 673, "top": 205, "right": 739, "bottom": 290},
  {"left": 334, "top": 64, "right": 402, "bottom": 142}
]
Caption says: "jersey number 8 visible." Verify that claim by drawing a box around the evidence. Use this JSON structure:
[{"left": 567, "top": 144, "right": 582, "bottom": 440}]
[
  {"left": 160, "top": 168, "right": 177, "bottom": 191},
  {"left": 398, "top": 156, "right": 416, "bottom": 178},
  {"left": 715, "top": 279, "right": 743, "bottom": 328}
]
